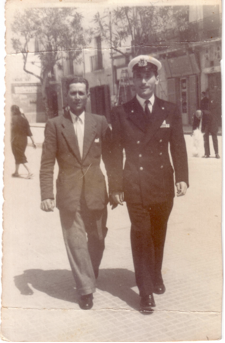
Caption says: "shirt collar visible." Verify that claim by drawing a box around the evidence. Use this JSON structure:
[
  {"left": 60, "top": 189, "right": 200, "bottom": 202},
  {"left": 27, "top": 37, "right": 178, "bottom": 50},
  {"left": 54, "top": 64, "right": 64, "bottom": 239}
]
[
  {"left": 136, "top": 93, "right": 155, "bottom": 109},
  {"left": 70, "top": 110, "right": 85, "bottom": 124}
]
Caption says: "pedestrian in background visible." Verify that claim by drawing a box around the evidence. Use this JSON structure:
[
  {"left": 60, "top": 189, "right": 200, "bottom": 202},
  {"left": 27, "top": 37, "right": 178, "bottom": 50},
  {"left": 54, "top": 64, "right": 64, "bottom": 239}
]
[
  {"left": 11, "top": 105, "right": 36, "bottom": 178},
  {"left": 201, "top": 90, "right": 220, "bottom": 158},
  {"left": 109, "top": 55, "right": 189, "bottom": 314},
  {"left": 192, "top": 109, "right": 204, "bottom": 157},
  {"left": 40, "top": 76, "right": 111, "bottom": 310}
]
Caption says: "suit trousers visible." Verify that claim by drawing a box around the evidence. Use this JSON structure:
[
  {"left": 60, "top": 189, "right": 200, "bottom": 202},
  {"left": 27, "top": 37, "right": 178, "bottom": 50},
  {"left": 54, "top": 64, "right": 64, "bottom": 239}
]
[
  {"left": 59, "top": 199, "right": 107, "bottom": 296},
  {"left": 127, "top": 199, "right": 173, "bottom": 297}
]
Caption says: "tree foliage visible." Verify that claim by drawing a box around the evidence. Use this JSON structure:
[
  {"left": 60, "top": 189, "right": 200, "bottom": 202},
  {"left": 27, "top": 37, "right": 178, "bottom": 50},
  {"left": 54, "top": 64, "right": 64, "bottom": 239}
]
[
  {"left": 93, "top": 6, "right": 189, "bottom": 57},
  {"left": 11, "top": 8, "right": 89, "bottom": 118}
]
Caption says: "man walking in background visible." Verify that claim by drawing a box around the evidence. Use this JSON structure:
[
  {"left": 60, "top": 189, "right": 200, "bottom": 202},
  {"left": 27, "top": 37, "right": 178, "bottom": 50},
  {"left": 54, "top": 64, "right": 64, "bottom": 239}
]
[
  {"left": 201, "top": 89, "right": 220, "bottom": 159},
  {"left": 40, "top": 76, "right": 111, "bottom": 310},
  {"left": 109, "top": 55, "right": 189, "bottom": 314}
]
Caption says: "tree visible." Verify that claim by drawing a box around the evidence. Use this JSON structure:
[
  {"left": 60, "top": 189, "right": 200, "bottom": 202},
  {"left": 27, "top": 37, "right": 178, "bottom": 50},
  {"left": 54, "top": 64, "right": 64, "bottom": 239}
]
[
  {"left": 93, "top": 6, "right": 189, "bottom": 58},
  {"left": 11, "top": 8, "right": 89, "bottom": 118}
]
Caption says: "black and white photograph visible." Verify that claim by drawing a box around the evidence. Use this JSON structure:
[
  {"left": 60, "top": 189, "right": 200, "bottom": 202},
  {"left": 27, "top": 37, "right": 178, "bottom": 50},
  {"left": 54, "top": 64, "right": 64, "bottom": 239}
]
[{"left": 2, "top": 0, "right": 222, "bottom": 341}]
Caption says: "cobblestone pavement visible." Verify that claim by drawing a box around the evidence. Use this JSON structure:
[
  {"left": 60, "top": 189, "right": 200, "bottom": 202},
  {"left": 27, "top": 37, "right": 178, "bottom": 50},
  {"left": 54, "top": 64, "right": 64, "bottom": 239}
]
[{"left": 2, "top": 133, "right": 222, "bottom": 341}]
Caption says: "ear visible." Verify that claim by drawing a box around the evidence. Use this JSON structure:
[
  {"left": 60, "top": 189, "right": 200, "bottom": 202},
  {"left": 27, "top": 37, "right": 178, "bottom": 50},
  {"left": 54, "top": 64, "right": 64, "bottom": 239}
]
[{"left": 155, "top": 75, "right": 159, "bottom": 85}]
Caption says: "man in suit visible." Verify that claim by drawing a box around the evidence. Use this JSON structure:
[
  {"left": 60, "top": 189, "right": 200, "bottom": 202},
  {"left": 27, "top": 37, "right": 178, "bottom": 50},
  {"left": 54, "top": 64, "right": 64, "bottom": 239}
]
[
  {"left": 200, "top": 89, "right": 220, "bottom": 159},
  {"left": 40, "top": 76, "right": 111, "bottom": 310},
  {"left": 110, "top": 55, "right": 189, "bottom": 314}
]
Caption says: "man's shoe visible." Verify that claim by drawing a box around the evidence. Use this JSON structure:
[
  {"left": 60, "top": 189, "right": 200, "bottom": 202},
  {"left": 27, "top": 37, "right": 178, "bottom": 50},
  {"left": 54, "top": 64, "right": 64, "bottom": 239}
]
[
  {"left": 139, "top": 295, "right": 155, "bottom": 314},
  {"left": 79, "top": 294, "right": 93, "bottom": 310},
  {"left": 215, "top": 154, "right": 220, "bottom": 159},
  {"left": 202, "top": 155, "right": 210, "bottom": 158},
  {"left": 153, "top": 283, "right": 166, "bottom": 294}
]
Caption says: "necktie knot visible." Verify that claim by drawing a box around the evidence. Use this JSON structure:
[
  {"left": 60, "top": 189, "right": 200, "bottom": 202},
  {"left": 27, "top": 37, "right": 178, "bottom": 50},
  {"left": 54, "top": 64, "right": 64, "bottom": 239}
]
[{"left": 144, "top": 99, "right": 152, "bottom": 120}]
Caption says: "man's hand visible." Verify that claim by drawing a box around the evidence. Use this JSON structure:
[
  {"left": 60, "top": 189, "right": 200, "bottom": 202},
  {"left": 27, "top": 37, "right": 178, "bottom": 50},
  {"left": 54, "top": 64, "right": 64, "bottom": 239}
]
[
  {"left": 111, "top": 192, "right": 124, "bottom": 205},
  {"left": 40, "top": 199, "right": 55, "bottom": 212},
  {"left": 176, "top": 182, "right": 187, "bottom": 197}
]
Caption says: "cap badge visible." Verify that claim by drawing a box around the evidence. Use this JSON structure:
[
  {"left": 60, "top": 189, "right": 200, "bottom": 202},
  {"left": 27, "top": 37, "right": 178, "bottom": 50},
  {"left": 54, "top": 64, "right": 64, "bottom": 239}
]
[{"left": 138, "top": 59, "right": 148, "bottom": 67}]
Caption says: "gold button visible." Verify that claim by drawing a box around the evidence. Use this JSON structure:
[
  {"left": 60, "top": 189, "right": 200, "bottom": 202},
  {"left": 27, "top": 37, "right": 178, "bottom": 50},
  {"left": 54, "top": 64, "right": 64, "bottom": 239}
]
[
  {"left": 159, "top": 139, "right": 162, "bottom": 143},
  {"left": 159, "top": 152, "right": 162, "bottom": 155},
  {"left": 161, "top": 165, "right": 163, "bottom": 168},
  {"left": 137, "top": 141, "right": 140, "bottom": 144},
  {"left": 139, "top": 154, "right": 142, "bottom": 157},
  {"left": 140, "top": 167, "right": 143, "bottom": 170}
]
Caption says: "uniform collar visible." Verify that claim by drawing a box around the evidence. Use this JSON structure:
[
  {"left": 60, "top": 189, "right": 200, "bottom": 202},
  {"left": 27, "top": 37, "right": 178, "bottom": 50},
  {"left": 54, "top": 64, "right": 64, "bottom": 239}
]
[{"left": 136, "top": 93, "right": 155, "bottom": 109}]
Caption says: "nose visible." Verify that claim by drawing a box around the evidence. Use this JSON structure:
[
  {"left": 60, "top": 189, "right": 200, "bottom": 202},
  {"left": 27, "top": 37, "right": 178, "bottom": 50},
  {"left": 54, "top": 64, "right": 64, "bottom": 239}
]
[
  {"left": 141, "top": 78, "right": 147, "bottom": 84},
  {"left": 74, "top": 93, "right": 80, "bottom": 99}
]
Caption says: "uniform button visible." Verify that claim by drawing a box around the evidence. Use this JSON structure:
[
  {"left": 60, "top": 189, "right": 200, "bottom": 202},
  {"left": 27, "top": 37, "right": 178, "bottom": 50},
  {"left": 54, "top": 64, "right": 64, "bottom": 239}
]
[
  {"left": 139, "top": 154, "right": 142, "bottom": 157},
  {"left": 140, "top": 167, "right": 143, "bottom": 170},
  {"left": 161, "top": 165, "right": 163, "bottom": 169},
  {"left": 137, "top": 141, "right": 140, "bottom": 144},
  {"left": 159, "top": 139, "right": 162, "bottom": 143},
  {"left": 159, "top": 152, "right": 162, "bottom": 155}
]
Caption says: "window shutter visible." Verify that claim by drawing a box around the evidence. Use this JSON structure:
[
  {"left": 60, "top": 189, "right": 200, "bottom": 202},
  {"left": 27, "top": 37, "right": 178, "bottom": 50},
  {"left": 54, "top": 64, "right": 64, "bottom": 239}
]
[{"left": 167, "top": 78, "right": 176, "bottom": 104}]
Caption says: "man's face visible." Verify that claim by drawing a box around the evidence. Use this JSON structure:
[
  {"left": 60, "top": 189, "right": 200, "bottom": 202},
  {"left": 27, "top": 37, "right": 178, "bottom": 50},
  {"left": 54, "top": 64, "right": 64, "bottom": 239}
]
[
  {"left": 67, "top": 83, "right": 89, "bottom": 114},
  {"left": 133, "top": 70, "right": 159, "bottom": 99}
]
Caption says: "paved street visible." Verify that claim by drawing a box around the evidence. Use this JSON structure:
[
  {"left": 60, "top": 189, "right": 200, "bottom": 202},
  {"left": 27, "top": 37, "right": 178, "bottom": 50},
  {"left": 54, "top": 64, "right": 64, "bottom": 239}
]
[{"left": 2, "top": 130, "right": 222, "bottom": 341}]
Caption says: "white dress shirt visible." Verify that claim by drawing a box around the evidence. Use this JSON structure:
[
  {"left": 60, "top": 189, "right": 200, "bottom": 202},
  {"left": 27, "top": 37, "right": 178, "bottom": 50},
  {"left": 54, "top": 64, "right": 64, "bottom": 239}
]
[
  {"left": 136, "top": 93, "right": 155, "bottom": 113},
  {"left": 70, "top": 111, "right": 85, "bottom": 158}
]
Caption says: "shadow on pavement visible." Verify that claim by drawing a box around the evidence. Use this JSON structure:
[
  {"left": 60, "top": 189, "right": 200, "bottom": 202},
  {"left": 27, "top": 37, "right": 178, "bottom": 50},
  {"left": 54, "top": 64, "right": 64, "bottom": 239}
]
[
  {"left": 97, "top": 268, "right": 139, "bottom": 310},
  {"left": 14, "top": 268, "right": 138, "bottom": 309},
  {"left": 14, "top": 269, "right": 78, "bottom": 304}
]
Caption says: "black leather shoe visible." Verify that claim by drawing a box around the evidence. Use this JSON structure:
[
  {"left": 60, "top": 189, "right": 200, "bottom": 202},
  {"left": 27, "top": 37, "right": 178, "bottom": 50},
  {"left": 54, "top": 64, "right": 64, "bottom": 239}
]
[
  {"left": 215, "top": 154, "right": 220, "bottom": 159},
  {"left": 139, "top": 295, "right": 155, "bottom": 314},
  {"left": 153, "top": 283, "right": 166, "bottom": 294},
  {"left": 79, "top": 294, "right": 93, "bottom": 310}
]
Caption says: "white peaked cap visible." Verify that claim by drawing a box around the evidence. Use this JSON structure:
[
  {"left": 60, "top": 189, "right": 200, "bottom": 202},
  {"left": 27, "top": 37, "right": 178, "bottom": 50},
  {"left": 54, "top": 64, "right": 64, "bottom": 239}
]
[{"left": 128, "top": 55, "right": 162, "bottom": 73}]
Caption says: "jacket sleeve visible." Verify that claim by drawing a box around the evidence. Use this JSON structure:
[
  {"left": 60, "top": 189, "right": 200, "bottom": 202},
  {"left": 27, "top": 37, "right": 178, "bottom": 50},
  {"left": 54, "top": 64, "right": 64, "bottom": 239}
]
[
  {"left": 40, "top": 120, "right": 57, "bottom": 201},
  {"left": 108, "top": 107, "right": 124, "bottom": 194},
  {"left": 170, "top": 105, "right": 189, "bottom": 187}
]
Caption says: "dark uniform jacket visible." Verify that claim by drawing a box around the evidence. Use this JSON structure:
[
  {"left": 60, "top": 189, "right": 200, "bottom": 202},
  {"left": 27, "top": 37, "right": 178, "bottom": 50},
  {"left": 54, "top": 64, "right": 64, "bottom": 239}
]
[
  {"left": 40, "top": 108, "right": 111, "bottom": 212},
  {"left": 109, "top": 96, "right": 189, "bottom": 206},
  {"left": 200, "top": 95, "right": 220, "bottom": 134}
]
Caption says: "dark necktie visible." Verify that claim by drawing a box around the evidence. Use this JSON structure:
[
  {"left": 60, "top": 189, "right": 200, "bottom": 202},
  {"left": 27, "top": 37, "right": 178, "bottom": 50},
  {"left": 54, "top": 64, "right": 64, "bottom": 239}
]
[{"left": 145, "top": 100, "right": 152, "bottom": 121}]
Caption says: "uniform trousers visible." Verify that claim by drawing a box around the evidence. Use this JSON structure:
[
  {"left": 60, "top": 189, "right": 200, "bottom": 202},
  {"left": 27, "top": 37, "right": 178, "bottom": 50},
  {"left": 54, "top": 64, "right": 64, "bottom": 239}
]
[
  {"left": 203, "top": 128, "right": 218, "bottom": 155},
  {"left": 59, "top": 198, "right": 107, "bottom": 296},
  {"left": 127, "top": 199, "right": 173, "bottom": 297}
]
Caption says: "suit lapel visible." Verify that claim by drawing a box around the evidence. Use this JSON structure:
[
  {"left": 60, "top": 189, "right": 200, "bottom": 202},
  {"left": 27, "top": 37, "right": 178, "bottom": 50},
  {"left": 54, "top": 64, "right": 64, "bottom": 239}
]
[
  {"left": 82, "top": 112, "right": 97, "bottom": 161},
  {"left": 127, "top": 97, "right": 147, "bottom": 133},
  {"left": 61, "top": 109, "right": 81, "bottom": 163},
  {"left": 143, "top": 97, "right": 168, "bottom": 146}
]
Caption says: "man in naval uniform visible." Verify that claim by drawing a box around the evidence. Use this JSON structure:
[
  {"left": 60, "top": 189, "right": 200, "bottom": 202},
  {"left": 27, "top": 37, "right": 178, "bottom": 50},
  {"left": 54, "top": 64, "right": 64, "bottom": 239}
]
[{"left": 109, "top": 55, "right": 189, "bottom": 314}]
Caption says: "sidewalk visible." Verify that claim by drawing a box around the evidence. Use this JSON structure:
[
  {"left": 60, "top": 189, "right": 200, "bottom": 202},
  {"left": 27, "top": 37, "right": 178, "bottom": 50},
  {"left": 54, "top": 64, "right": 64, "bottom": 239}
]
[{"left": 2, "top": 135, "right": 222, "bottom": 341}]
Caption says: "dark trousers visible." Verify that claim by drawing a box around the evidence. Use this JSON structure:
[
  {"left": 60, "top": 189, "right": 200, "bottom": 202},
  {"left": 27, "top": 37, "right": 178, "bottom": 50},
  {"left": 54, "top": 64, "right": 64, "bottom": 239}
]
[
  {"left": 127, "top": 199, "right": 173, "bottom": 297},
  {"left": 59, "top": 199, "right": 107, "bottom": 296},
  {"left": 204, "top": 129, "right": 218, "bottom": 156}
]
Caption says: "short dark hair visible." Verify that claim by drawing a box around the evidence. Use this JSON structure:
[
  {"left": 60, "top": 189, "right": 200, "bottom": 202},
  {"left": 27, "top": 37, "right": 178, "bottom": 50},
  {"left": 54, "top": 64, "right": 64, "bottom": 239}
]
[
  {"left": 11, "top": 105, "right": 21, "bottom": 115},
  {"left": 66, "top": 76, "right": 89, "bottom": 93}
]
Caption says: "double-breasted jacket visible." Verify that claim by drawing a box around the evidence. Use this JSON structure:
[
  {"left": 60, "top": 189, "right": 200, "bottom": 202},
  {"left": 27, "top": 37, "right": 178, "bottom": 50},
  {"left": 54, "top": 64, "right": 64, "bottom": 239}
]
[{"left": 109, "top": 96, "right": 189, "bottom": 206}]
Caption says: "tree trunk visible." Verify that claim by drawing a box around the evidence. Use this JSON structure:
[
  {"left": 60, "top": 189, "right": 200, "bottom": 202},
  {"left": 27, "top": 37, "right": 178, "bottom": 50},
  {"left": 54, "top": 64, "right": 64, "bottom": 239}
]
[{"left": 41, "top": 72, "right": 53, "bottom": 120}]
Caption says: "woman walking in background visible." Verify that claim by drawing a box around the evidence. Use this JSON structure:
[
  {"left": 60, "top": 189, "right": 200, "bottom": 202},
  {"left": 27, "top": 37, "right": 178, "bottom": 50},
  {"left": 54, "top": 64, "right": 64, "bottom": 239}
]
[{"left": 11, "top": 105, "right": 36, "bottom": 178}]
